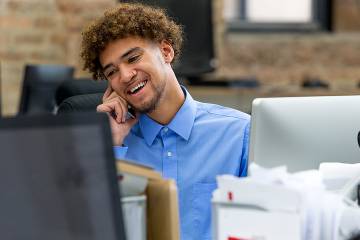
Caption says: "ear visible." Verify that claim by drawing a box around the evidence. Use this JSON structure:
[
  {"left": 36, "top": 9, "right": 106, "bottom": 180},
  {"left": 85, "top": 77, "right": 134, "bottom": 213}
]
[{"left": 159, "top": 40, "right": 174, "bottom": 63}]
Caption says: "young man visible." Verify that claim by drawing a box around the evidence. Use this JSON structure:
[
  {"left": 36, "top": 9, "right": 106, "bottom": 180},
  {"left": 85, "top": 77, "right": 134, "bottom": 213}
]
[{"left": 81, "top": 3, "right": 250, "bottom": 240}]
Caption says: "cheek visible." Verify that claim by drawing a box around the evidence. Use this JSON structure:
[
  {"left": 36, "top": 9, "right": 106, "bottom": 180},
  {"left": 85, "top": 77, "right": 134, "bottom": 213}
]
[
  {"left": 109, "top": 78, "right": 121, "bottom": 89},
  {"left": 109, "top": 83, "right": 125, "bottom": 97}
]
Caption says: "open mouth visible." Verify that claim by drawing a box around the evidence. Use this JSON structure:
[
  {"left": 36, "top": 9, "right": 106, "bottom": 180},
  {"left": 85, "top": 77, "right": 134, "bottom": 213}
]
[{"left": 128, "top": 80, "right": 148, "bottom": 95}]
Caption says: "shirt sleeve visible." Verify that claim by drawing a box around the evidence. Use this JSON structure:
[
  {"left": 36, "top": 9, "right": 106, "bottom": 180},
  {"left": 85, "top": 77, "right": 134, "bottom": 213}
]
[
  {"left": 239, "top": 120, "right": 250, "bottom": 177},
  {"left": 113, "top": 145, "right": 128, "bottom": 159}
]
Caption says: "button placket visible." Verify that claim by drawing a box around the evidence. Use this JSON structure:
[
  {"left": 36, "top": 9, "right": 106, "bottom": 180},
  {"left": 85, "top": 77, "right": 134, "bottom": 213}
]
[{"left": 161, "top": 127, "right": 177, "bottom": 180}]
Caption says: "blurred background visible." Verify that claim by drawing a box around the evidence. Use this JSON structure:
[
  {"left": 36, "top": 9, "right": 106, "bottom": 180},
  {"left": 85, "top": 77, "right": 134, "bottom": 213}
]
[{"left": 1, "top": 0, "right": 360, "bottom": 116}]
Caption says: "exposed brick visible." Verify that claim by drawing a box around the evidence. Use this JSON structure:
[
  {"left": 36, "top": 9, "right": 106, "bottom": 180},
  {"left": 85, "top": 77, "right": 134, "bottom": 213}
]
[
  {"left": 14, "top": 34, "right": 45, "bottom": 45},
  {"left": 33, "top": 17, "right": 60, "bottom": 29},
  {"left": 334, "top": 0, "right": 360, "bottom": 31},
  {"left": 6, "top": 0, "right": 55, "bottom": 14},
  {"left": 30, "top": 50, "right": 65, "bottom": 62},
  {"left": 49, "top": 34, "right": 67, "bottom": 47},
  {"left": 63, "top": 16, "right": 86, "bottom": 32},
  {"left": 0, "top": 16, "right": 32, "bottom": 28},
  {"left": 0, "top": 51, "right": 26, "bottom": 61},
  {"left": 56, "top": 0, "right": 115, "bottom": 15},
  {"left": 6, "top": 0, "right": 22, "bottom": 11}
]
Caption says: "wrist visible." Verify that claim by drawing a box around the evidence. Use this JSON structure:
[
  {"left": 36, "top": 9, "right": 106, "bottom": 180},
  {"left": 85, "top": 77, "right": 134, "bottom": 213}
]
[{"left": 112, "top": 135, "right": 124, "bottom": 146}]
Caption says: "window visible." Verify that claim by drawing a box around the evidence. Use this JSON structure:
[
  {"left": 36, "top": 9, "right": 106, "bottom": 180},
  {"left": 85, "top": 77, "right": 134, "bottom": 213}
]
[{"left": 223, "top": 0, "right": 331, "bottom": 32}]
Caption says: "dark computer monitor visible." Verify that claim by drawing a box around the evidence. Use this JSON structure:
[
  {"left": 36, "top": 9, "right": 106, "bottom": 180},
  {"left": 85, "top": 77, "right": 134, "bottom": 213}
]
[
  {"left": 18, "top": 64, "right": 74, "bottom": 115},
  {"left": 0, "top": 112, "right": 126, "bottom": 240},
  {"left": 122, "top": 0, "right": 215, "bottom": 77},
  {"left": 0, "top": 61, "right": 2, "bottom": 117}
]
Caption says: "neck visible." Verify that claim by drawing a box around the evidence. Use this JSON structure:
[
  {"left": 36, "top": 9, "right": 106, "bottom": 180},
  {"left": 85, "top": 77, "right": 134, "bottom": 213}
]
[{"left": 147, "top": 73, "right": 185, "bottom": 125}]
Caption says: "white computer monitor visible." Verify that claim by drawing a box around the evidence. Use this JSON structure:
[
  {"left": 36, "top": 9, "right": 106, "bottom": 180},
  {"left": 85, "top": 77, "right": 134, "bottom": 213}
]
[{"left": 249, "top": 95, "right": 360, "bottom": 172}]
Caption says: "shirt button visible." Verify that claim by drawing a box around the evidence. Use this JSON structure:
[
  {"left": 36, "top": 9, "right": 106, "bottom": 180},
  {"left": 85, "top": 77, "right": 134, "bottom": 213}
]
[
  {"left": 167, "top": 151, "right": 172, "bottom": 157},
  {"left": 163, "top": 127, "right": 168, "bottom": 133}
]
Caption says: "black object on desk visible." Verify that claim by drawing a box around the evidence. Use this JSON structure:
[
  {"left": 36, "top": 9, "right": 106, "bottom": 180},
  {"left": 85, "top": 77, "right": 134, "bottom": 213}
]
[
  {"left": 18, "top": 64, "right": 74, "bottom": 115},
  {"left": 0, "top": 112, "right": 126, "bottom": 240}
]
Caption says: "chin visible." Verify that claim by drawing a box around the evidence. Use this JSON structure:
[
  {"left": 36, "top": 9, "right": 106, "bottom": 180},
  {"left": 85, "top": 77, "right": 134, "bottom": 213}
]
[{"left": 136, "top": 100, "right": 158, "bottom": 114}]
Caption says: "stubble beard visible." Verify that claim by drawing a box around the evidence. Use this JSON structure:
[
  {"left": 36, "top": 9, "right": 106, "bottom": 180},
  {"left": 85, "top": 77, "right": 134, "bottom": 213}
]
[{"left": 132, "top": 80, "right": 165, "bottom": 114}]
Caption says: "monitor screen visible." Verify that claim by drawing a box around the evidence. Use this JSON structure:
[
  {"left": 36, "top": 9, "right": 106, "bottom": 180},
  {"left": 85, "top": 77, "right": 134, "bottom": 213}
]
[
  {"left": 249, "top": 96, "right": 360, "bottom": 172},
  {"left": 0, "top": 113, "right": 126, "bottom": 240}
]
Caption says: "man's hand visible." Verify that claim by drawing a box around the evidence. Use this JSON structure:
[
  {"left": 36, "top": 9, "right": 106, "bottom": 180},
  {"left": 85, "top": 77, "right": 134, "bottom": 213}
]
[{"left": 96, "top": 86, "right": 138, "bottom": 146}]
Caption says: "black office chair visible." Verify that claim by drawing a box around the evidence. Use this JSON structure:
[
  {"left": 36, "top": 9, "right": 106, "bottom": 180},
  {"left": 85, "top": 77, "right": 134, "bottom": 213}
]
[
  {"left": 55, "top": 78, "right": 107, "bottom": 107},
  {"left": 18, "top": 64, "right": 75, "bottom": 115},
  {"left": 57, "top": 93, "right": 103, "bottom": 114}
]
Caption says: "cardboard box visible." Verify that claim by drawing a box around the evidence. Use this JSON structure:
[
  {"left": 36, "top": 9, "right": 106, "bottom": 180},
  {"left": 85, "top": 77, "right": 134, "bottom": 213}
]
[{"left": 117, "top": 160, "right": 180, "bottom": 240}]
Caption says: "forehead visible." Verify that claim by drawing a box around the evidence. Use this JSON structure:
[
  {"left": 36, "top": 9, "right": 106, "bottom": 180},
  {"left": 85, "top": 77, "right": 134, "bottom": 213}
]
[{"left": 99, "top": 37, "right": 156, "bottom": 65}]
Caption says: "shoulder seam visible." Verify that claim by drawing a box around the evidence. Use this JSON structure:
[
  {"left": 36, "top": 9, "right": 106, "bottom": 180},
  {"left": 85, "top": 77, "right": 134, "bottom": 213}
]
[{"left": 196, "top": 103, "right": 250, "bottom": 121}]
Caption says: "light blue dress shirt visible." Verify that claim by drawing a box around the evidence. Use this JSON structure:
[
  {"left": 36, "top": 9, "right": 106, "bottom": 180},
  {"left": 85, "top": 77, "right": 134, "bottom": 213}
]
[{"left": 114, "top": 87, "right": 250, "bottom": 240}]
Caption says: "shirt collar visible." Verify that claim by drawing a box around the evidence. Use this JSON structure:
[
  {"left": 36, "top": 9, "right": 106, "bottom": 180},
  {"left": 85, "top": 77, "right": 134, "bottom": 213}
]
[{"left": 139, "top": 86, "right": 197, "bottom": 146}]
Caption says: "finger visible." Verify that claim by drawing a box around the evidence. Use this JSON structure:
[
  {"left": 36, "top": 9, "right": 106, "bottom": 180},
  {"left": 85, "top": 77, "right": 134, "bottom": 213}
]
[
  {"left": 103, "top": 85, "right": 113, "bottom": 102},
  {"left": 110, "top": 97, "right": 128, "bottom": 122},
  {"left": 120, "top": 101, "right": 128, "bottom": 122},
  {"left": 96, "top": 103, "right": 114, "bottom": 113},
  {"left": 108, "top": 90, "right": 119, "bottom": 100},
  {"left": 110, "top": 97, "right": 128, "bottom": 123},
  {"left": 97, "top": 99, "right": 122, "bottom": 114},
  {"left": 113, "top": 101, "right": 125, "bottom": 123}
]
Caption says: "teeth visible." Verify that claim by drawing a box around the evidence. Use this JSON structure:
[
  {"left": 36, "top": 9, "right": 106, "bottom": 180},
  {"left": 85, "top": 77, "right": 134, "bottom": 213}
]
[{"left": 130, "top": 81, "right": 146, "bottom": 93}]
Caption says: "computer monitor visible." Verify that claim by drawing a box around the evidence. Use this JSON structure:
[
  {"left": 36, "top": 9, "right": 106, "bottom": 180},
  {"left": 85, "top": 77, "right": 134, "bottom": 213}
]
[
  {"left": 249, "top": 96, "right": 360, "bottom": 172},
  {"left": 0, "top": 112, "right": 126, "bottom": 240},
  {"left": 123, "top": 0, "right": 215, "bottom": 77}
]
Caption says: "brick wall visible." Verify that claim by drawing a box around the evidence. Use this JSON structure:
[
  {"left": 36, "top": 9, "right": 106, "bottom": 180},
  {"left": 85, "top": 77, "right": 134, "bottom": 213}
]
[
  {"left": 211, "top": 0, "right": 360, "bottom": 90},
  {"left": 1, "top": 0, "right": 360, "bottom": 115},
  {"left": 0, "top": 0, "right": 116, "bottom": 116}
]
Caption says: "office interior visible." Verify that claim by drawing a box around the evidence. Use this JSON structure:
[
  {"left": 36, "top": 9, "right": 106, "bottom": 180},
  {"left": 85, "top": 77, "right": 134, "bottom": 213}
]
[
  {"left": 2, "top": 0, "right": 360, "bottom": 116},
  {"left": 1, "top": 0, "right": 360, "bottom": 239}
]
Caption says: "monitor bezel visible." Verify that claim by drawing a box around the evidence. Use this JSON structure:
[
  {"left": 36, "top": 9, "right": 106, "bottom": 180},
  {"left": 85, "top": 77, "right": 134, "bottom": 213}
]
[{"left": 0, "top": 112, "right": 126, "bottom": 240}]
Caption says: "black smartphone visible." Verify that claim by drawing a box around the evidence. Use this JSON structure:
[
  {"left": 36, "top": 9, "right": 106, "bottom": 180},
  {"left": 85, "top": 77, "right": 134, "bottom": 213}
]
[
  {"left": 126, "top": 105, "right": 136, "bottom": 119},
  {"left": 110, "top": 105, "right": 135, "bottom": 121}
]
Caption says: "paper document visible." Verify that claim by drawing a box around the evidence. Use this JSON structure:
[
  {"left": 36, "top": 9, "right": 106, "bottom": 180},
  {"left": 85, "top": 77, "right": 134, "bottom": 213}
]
[
  {"left": 212, "top": 163, "right": 360, "bottom": 240},
  {"left": 319, "top": 162, "right": 360, "bottom": 191}
]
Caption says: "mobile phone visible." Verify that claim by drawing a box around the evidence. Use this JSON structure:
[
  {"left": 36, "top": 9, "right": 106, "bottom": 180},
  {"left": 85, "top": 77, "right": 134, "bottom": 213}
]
[
  {"left": 110, "top": 105, "right": 136, "bottom": 121},
  {"left": 126, "top": 105, "right": 136, "bottom": 119}
]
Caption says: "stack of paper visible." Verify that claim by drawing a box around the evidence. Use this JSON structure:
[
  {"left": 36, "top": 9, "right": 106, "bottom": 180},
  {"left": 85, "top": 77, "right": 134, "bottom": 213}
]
[
  {"left": 319, "top": 162, "right": 360, "bottom": 191},
  {"left": 212, "top": 173, "right": 303, "bottom": 240},
  {"left": 212, "top": 163, "right": 359, "bottom": 240}
]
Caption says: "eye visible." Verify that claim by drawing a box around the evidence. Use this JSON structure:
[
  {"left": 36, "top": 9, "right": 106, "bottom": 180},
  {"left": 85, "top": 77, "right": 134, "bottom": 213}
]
[
  {"left": 105, "top": 68, "right": 118, "bottom": 78},
  {"left": 128, "top": 55, "right": 140, "bottom": 63}
]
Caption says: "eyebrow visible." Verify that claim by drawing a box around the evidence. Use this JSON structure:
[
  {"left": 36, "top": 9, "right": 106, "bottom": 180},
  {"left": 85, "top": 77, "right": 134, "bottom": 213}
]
[{"left": 102, "top": 47, "right": 142, "bottom": 72}]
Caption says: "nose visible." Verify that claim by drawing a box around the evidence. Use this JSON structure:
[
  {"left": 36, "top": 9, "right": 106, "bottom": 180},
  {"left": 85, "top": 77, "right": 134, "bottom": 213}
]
[{"left": 119, "top": 65, "right": 136, "bottom": 83}]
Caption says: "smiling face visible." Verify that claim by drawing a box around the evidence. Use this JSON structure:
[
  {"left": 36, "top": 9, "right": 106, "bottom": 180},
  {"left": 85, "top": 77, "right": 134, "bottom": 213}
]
[{"left": 99, "top": 37, "right": 174, "bottom": 113}]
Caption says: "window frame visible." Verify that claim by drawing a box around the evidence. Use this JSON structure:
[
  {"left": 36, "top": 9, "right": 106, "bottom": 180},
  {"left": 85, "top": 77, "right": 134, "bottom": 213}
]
[{"left": 225, "top": 0, "right": 332, "bottom": 33}]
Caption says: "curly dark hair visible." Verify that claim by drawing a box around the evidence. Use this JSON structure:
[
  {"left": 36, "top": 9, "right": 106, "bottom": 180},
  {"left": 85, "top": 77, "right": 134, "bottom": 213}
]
[{"left": 80, "top": 2, "right": 184, "bottom": 80}]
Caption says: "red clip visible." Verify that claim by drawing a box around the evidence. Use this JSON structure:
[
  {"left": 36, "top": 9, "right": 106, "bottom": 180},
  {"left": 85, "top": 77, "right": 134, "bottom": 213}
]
[
  {"left": 228, "top": 191, "right": 233, "bottom": 201},
  {"left": 228, "top": 237, "right": 250, "bottom": 240}
]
